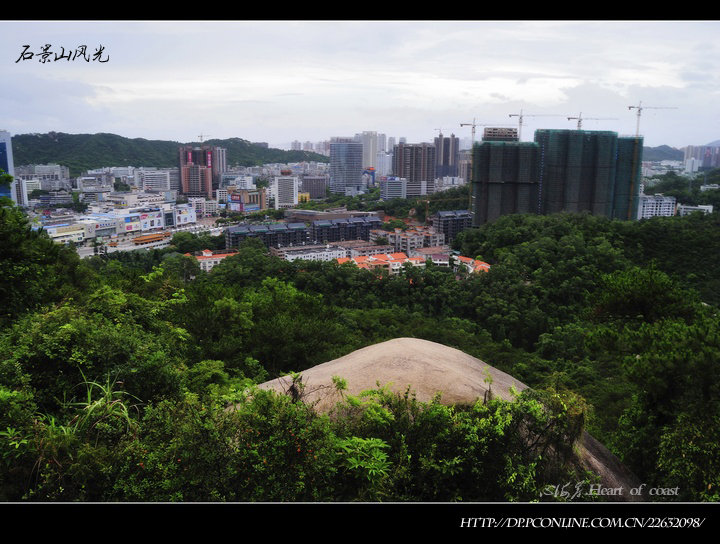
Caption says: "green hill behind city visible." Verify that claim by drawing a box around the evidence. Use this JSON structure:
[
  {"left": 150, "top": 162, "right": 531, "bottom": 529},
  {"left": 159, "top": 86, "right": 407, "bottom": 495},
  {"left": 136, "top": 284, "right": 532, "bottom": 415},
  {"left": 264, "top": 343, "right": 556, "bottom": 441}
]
[{"left": 11, "top": 132, "right": 329, "bottom": 177}]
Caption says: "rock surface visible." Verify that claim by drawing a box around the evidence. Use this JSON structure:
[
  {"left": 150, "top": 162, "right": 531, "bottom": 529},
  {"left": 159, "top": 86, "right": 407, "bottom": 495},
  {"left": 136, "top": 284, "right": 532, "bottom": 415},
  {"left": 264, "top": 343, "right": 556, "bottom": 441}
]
[{"left": 257, "top": 337, "right": 644, "bottom": 501}]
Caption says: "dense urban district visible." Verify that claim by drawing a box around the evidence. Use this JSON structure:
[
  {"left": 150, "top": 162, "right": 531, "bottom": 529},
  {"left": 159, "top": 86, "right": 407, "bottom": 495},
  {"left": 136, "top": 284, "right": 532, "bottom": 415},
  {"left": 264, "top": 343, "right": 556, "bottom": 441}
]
[{"left": 1, "top": 127, "right": 720, "bottom": 502}]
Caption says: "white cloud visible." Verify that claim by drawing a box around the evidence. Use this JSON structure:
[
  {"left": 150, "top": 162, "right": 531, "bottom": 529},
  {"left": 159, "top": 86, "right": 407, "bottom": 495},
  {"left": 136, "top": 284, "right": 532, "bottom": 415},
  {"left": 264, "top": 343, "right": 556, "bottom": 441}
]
[{"left": 2, "top": 20, "right": 720, "bottom": 147}]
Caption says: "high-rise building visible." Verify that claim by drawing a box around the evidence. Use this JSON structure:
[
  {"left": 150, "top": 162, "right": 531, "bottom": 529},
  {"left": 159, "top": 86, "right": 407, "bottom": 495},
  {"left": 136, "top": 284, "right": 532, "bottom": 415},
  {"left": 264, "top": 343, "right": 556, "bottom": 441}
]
[
  {"left": 329, "top": 138, "right": 364, "bottom": 195},
  {"left": 301, "top": 175, "right": 329, "bottom": 199},
  {"left": 534, "top": 129, "right": 642, "bottom": 220},
  {"left": 356, "top": 131, "right": 379, "bottom": 169},
  {"left": 392, "top": 142, "right": 436, "bottom": 196},
  {"left": 458, "top": 149, "right": 472, "bottom": 183},
  {"left": 178, "top": 145, "right": 226, "bottom": 198},
  {"left": 181, "top": 163, "right": 213, "bottom": 199},
  {"left": 434, "top": 132, "right": 460, "bottom": 178},
  {"left": 471, "top": 129, "right": 643, "bottom": 225},
  {"left": 534, "top": 129, "right": 617, "bottom": 217},
  {"left": 273, "top": 174, "right": 299, "bottom": 209},
  {"left": 614, "top": 136, "right": 644, "bottom": 221},
  {"left": 378, "top": 133, "right": 387, "bottom": 153},
  {"left": 375, "top": 151, "right": 393, "bottom": 177},
  {"left": 0, "top": 130, "right": 16, "bottom": 203},
  {"left": 684, "top": 145, "right": 720, "bottom": 170},
  {"left": 471, "top": 141, "right": 540, "bottom": 226}
]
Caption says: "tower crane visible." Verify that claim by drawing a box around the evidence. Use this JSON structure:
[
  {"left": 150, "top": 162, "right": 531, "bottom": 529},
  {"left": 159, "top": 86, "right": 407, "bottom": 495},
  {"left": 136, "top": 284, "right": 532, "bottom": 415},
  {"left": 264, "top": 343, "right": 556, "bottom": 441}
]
[
  {"left": 198, "top": 133, "right": 211, "bottom": 144},
  {"left": 567, "top": 112, "right": 618, "bottom": 130},
  {"left": 628, "top": 101, "right": 677, "bottom": 137},
  {"left": 460, "top": 119, "right": 478, "bottom": 146},
  {"left": 508, "top": 109, "right": 564, "bottom": 140}
]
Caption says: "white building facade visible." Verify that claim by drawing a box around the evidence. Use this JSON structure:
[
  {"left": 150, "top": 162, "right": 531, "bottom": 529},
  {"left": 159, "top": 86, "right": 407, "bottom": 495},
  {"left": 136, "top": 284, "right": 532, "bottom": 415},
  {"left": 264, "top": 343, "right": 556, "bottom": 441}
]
[
  {"left": 273, "top": 175, "right": 299, "bottom": 209},
  {"left": 637, "top": 194, "right": 677, "bottom": 219}
]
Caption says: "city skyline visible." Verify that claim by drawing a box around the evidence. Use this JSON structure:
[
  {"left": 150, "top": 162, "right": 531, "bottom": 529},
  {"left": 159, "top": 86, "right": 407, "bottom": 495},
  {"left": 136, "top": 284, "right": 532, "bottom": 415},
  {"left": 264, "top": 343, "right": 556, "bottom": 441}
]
[{"left": 3, "top": 20, "right": 720, "bottom": 149}]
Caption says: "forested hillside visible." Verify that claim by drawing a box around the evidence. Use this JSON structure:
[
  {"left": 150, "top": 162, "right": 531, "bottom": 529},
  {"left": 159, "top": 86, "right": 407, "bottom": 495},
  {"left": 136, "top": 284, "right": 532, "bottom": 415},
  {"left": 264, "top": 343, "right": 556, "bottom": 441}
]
[
  {"left": 641, "top": 144, "right": 684, "bottom": 162},
  {"left": 1, "top": 188, "right": 719, "bottom": 500},
  {"left": 11, "top": 132, "right": 328, "bottom": 176}
]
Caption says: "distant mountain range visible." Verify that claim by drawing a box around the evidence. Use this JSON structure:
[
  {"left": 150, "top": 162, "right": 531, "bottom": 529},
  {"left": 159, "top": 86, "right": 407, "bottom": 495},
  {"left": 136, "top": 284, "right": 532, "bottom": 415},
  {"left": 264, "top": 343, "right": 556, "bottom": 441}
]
[
  {"left": 11, "top": 132, "right": 329, "bottom": 177},
  {"left": 9, "top": 131, "right": 702, "bottom": 177},
  {"left": 641, "top": 145, "right": 685, "bottom": 162}
]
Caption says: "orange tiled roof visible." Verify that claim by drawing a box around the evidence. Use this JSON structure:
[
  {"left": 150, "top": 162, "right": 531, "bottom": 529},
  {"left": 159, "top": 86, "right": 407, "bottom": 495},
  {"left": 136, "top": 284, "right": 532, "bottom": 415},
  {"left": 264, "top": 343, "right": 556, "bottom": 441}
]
[{"left": 189, "top": 249, "right": 238, "bottom": 260}]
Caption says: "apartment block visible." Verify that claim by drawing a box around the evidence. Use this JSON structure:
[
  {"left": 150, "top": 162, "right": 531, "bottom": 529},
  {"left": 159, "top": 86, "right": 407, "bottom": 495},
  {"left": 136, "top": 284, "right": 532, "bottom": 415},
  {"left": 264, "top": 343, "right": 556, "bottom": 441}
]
[
  {"left": 371, "top": 226, "right": 445, "bottom": 253},
  {"left": 336, "top": 252, "right": 426, "bottom": 275},
  {"left": 310, "top": 216, "right": 383, "bottom": 243},
  {"left": 380, "top": 177, "right": 407, "bottom": 200},
  {"left": 431, "top": 210, "right": 473, "bottom": 243},
  {"left": 637, "top": 194, "right": 676, "bottom": 219},
  {"left": 392, "top": 142, "right": 436, "bottom": 196},
  {"left": 225, "top": 222, "right": 310, "bottom": 249}
]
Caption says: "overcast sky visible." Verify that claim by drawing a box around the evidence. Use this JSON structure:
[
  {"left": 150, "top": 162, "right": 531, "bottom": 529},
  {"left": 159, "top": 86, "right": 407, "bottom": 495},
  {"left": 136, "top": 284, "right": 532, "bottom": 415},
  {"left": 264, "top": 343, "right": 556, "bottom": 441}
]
[{"left": 2, "top": 20, "right": 719, "bottom": 149}]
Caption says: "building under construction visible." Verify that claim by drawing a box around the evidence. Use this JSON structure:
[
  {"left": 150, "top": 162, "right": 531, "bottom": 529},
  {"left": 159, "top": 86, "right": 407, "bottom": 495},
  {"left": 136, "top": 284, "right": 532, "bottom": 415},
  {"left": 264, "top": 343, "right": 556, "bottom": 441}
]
[
  {"left": 471, "top": 129, "right": 643, "bottom": 226},
  {"left": 613, "top": 135, "right": 644, "bottom": 221},
  {"left": 471, "top": 140, "right": 540, "bottom": 226}
]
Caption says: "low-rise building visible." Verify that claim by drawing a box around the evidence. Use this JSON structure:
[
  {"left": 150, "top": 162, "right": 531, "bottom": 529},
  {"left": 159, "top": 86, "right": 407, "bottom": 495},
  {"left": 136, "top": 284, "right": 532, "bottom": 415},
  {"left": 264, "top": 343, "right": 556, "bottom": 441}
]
[
  {"left": 431, "top": 210, "right": 472, "bottom": 243},
  {"left": 637, "top": 194, "right": 676, "bottom": 219},
  {"left": 273, "top": 245, "right": 348, "bottom": 262},
  {"left": 336, "top": 252, "right": 426, "bottom": 275},
  {"left": 189, "top": 197, "right": 219, "bottom": 218},
  {"left": 408, "top": 246, "right": 453, "bottom": 267},
  {"left": 226, "top": 222, "right": 310, "bottom": 249},
  {"left": 311, "top": 216, "right": 383, "bottom": 243},
  {"left": 380, "top": 177, "right": 407, "bottom": 200},
  {"left": 456, "top": 256, "right": 491, "bottom": 274},
  {"left": 42, "top": 223, "right": 86, "bottom": 244},
  {"left": 270, "top": 240, "right": 396, "bottom": 261},
  {"left": 186, "top": 249, "right": 239, "bottom": 272},
  {"left": 371, "top": 226, "right": 445, "bottom": 253},
  {"left": 677, "top": 204, "right": 713, "bottom": 216},
  {"left": 227, "top": 188, "right": 267, "bottom": 213}
]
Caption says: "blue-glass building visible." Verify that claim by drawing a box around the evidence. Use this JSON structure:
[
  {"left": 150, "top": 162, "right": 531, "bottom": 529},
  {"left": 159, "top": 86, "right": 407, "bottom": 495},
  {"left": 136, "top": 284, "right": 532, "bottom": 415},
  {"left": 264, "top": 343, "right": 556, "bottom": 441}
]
[{"left": 0, "top": 130, "right": 16, "bottom": 202}]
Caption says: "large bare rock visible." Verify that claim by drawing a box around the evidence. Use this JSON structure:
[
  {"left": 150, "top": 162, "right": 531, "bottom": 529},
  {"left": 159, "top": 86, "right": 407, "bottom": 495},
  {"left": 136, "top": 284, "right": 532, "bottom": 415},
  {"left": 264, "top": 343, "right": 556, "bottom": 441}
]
[{"left": 257, "top": 337, "right": 644, "bottom": 501}]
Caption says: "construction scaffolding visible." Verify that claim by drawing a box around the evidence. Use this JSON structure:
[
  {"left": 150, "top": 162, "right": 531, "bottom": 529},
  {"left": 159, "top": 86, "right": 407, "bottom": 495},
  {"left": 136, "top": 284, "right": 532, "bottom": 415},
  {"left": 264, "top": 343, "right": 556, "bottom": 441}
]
[
  {"left": 471, "top": 141, "right": 540, "bottom": 226},
  {"left": 614, "top": 136, "right": 644, "bottom": 220},
  {"left": 534, "top": 129, "right": 618, "bottom": 217},
  {"left": 471, "top": 129, "right": 643, "bottom": 225}
]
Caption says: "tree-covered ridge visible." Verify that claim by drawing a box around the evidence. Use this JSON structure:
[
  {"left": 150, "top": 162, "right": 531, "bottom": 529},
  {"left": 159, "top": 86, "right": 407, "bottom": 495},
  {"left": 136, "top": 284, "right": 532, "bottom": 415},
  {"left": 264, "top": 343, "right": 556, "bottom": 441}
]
[
  {"left": 1, "top": 201, "right": 720, "bottom": 501},
  {"left": 641, "top": 144, "right": 684, "bottom": 162},
  {"left": 11, "top": 132, "right": 329, "bottom": 177}
]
